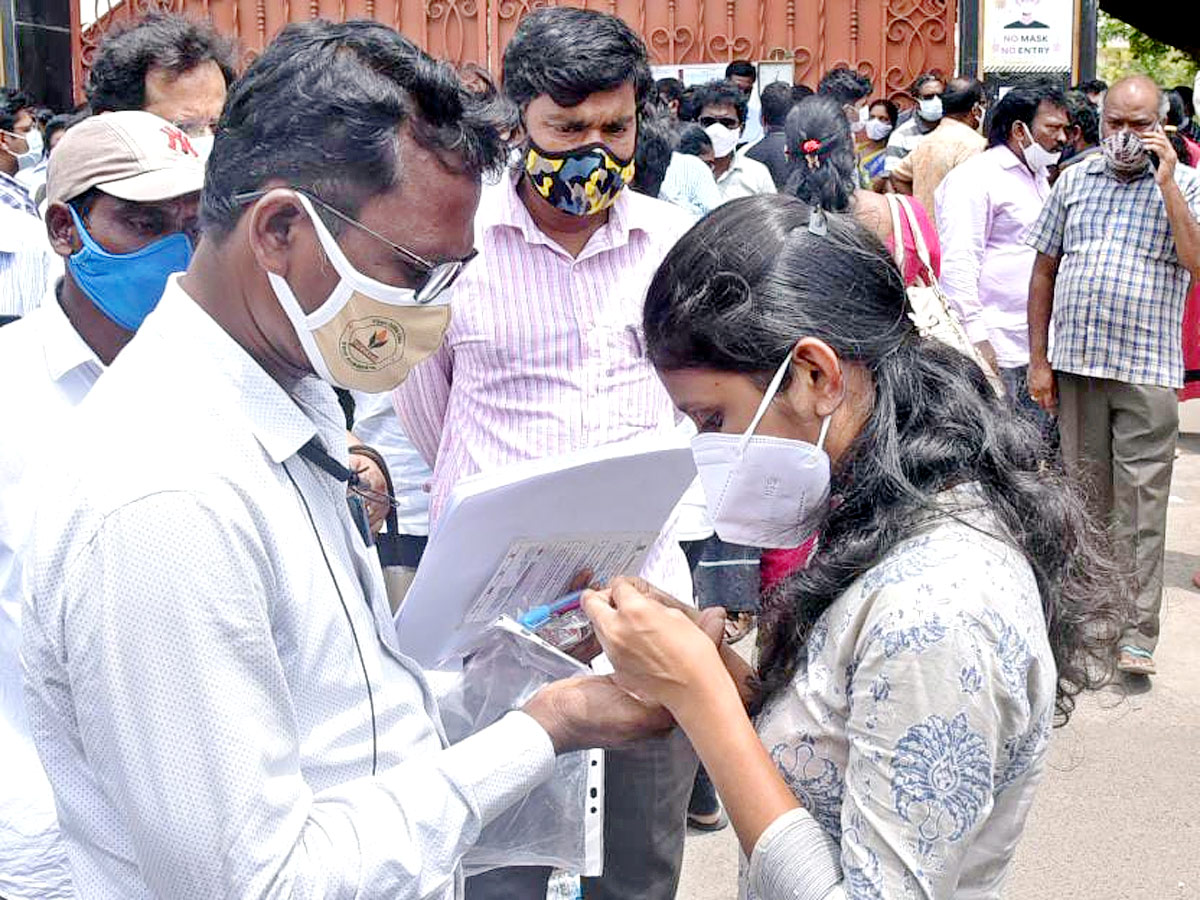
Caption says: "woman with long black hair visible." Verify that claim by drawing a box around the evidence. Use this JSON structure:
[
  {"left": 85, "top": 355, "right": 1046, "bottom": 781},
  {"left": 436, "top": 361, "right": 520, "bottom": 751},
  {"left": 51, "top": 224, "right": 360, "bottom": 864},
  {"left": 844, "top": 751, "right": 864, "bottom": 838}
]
[{"left": 583, "top": 195, "right": 1125, "bottom": 898}]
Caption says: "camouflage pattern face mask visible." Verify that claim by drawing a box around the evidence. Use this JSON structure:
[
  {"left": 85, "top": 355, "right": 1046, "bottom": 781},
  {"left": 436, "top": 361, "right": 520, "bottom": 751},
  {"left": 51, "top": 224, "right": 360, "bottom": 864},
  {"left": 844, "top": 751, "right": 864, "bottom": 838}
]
[{"left": 523, "top": 139, "right": 635, "bottom": 216}]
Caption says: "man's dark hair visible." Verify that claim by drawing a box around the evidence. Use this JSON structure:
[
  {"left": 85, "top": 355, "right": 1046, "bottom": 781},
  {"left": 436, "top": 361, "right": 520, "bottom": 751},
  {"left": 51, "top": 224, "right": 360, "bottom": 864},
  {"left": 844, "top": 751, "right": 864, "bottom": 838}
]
[
  {"left": 0, "top": 89, "right": 33, "bottom": 131},
  {"left": 1063, "top": 90, "right": 1099, "bottom": 146},
  {"left": 817, "top": 67, "right": 873, "bottom": 106},
  {"left": 987, "top": 81, "right": 1067, "bottom": 149},
  {"left": 725, "top": 60, "right": 757, "bottom": 83},
  {"left": 656, "top": 77, "right": 684, "bottom": 105},
  {"left": 86, "top": 12, "right": 238, "bottom": 113},
  {"left": 202, "top": 20, "right": 512, "bottom": 238},
  {"left": 695, "top": 79, "right": 748, "bottom": 127},
  {"left": 632, "top": 111, "right": 674, "bottom": 198},
  {"left": 46, "top": 110, "right": 91, "bottom": 148},
  {"left": 908, "top": 71, "right": 945, "bottom": 98},
  {"left": 1174, "top": 85, "right": 1195, "bottom": 118},
  {"left": 791, "top": 84, "right": 814, "bottom": 105},
  {"left": 678, "top": 86, "right": 703, "bottom": 122},
  {"left": 677, "top": 123, "right": 712, "bottom": 156},
  {"left": 503, "top": 7, "right": 652, "bottom": 110},
  {"left": 869, "top": 98, "right": 899, "bottom": 128},
  {"left": 1073, "top": 78, "right": 1107, "bottom": 96},
  {"left": 760, "top": 82, "right": 794, "bottom": 129},
  {"left": 942, "top": 76, "right": 985, "bottom": 117}
]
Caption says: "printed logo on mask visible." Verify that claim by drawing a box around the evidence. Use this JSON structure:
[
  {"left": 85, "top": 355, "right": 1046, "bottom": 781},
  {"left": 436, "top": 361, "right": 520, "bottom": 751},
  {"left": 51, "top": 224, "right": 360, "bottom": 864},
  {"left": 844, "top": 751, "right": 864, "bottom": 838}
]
[{"left": 339, "top": 317, "right": 405, "bottom": 372}]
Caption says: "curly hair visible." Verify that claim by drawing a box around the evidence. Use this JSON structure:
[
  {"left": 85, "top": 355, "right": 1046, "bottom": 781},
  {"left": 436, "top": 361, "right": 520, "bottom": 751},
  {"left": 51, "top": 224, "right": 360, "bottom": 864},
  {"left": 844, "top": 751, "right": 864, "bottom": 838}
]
[{"left": 643, "top": 194, "right": 1127, "bottom": 726}]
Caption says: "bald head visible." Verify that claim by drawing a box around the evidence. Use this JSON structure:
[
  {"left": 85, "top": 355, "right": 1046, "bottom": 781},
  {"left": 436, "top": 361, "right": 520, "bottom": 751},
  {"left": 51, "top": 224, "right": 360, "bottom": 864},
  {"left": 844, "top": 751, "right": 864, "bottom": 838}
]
[{"left": 1102, "top": 75, "right": 1165, "bottom": 138}]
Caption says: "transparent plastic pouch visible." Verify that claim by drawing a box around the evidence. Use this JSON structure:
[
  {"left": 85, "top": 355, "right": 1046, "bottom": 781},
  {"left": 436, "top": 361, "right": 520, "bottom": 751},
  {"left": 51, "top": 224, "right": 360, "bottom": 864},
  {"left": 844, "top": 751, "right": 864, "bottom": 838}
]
[{"left": 438, "top": 616, "right": 605, "bottom": 878}]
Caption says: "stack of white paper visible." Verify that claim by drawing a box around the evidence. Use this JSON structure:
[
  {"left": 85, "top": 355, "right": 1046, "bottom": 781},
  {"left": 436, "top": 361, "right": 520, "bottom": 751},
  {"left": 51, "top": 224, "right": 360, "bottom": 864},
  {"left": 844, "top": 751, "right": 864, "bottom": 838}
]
[{"left": 393, "top": 437, "right": 696, "bottom": 666}]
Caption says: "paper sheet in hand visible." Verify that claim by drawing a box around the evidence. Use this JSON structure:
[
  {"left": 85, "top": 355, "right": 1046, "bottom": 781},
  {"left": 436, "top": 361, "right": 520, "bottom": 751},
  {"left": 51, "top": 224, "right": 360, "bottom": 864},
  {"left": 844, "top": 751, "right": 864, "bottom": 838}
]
[{"left": 393, "top": 438, "right": 695, "bottom": 666}]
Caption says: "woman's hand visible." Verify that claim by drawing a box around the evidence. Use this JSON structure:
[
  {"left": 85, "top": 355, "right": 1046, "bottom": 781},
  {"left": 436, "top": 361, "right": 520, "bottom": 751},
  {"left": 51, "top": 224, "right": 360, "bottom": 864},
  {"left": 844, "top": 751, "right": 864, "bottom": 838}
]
[{"left": 582, "top": 579, "right": 730, "bottom": 714}]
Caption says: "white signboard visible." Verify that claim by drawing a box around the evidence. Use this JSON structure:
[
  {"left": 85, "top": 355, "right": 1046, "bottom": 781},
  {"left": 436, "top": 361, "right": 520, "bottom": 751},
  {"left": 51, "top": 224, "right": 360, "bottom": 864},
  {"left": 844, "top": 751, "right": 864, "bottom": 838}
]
[{"left": 982, "top": 0, "right": 1075, "bottom": 72}]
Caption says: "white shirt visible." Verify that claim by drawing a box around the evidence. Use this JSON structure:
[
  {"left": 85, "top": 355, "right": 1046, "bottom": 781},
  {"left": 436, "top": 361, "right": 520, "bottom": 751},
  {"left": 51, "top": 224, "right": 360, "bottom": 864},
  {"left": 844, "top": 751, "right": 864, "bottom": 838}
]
[
  {"left": 22, "top": 278, "right": 556, "bottom": 900},
  {"left": 0, "top": 287, "right": 95, "bottom": 900},
  {"left": 745, "top": 490, "right": 1055, "bottom": 899},
  {"left": 658, "top": 151, "right": 721, "bottom": 217},
  {"left": 715, "top": 152, "right": 777, "bottom": 202},
  {"left": 0, "top": 204, "right": 60, "bottom": 318},
  {"left": 350, "top": 390, "right": 432, "bottom": 535}
]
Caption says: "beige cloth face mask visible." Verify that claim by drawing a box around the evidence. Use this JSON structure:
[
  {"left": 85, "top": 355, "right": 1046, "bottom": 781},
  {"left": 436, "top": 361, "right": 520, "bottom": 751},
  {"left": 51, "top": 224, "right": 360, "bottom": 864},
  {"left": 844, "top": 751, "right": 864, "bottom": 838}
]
[{"left": 268, "top": 192, "right": 452, "bottom": 394}]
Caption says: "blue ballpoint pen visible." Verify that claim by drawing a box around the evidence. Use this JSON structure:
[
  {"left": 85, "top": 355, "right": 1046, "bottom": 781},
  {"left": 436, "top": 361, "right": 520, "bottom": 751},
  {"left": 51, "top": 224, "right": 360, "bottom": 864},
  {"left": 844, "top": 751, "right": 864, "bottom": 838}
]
[{"left": 518, "top": 590, "right": 585, "bottom": 630}]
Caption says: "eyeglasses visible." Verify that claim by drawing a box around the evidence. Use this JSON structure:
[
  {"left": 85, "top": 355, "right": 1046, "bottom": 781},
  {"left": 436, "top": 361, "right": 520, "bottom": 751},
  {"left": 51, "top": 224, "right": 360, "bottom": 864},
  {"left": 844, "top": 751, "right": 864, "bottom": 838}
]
[
  {"left": 234, "top": 188, "right": 477, "bottom": 305},
  {"left": 699, "top": 115, "right": 740, "bottom": 130}
]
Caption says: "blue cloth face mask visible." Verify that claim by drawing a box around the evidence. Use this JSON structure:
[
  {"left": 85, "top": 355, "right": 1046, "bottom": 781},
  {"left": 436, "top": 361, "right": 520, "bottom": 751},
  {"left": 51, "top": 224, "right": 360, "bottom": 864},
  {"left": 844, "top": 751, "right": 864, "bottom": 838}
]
[{"left": 66, "top": 205, "right": 193, "bottom": 331}]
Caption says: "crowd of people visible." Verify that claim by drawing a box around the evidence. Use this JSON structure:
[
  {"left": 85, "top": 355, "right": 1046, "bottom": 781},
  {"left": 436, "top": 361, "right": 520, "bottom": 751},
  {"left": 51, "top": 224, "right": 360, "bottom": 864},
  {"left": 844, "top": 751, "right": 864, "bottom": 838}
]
[{"left": 0, "top": 6, "right": 1198, "bottom": 900}]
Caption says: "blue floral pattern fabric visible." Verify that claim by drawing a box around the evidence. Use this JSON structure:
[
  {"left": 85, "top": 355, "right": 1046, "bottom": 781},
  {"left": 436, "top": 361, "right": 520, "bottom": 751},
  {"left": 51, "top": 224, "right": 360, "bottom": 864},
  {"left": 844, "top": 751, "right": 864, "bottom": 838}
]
[{"left": 744, "top": 490, "right": 1057, "bottom": 899}]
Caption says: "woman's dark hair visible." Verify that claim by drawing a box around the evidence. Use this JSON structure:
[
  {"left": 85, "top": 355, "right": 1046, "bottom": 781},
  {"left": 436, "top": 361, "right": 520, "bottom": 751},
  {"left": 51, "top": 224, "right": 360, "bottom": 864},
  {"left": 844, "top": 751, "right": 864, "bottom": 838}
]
[
  {"left": 791, "top": 84, "right": 815, "bottom": 105},
  {"left": 677, "top": 123, "right": 713, "bottom": 156},
  {"left": 85, "top": 12, "right": 238, "bottom": 113},
  {"left": 695, "top": 79, "right": 749, "bottom": 127},
  {"left": 782, "top": 95, "right": 857, "bottom": 212},
  {"left": 502, "top": 7, "right": 652, "bottom": 110},
  {"left": 1063, "top": 91, "right": 1099, "bottom": 146},
  {"left": 656, "top": 77, "right": 684, "bottom": 105},
  {"left": 817, "top": 67, "right": 873, "bottom": 107},
  {"left": 1166, "top": 91, "right": 1192, "bottom": 166},
  {"left": 643, "top": 194, "right": 1125, "bottom": 725},
  {"left": 869, "top": 98, "right": 899, "bottom": 128},
  {"left": 632, "top": 110, "right": 674, "bottom": 197},
  {"left": 1174, "top": 85, "right": 1195, "bottom": 118},
  {"left": 987, "top": 81, "right": 1067, "bottom": 149},
  {"left": 202, "top": 20, "right": 513, "bottom": 238}
]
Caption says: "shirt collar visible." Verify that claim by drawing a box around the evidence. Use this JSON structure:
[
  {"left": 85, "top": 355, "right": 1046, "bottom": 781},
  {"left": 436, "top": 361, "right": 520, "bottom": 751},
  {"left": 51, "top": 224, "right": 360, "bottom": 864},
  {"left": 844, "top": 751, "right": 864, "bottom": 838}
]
[
  {"left": 485, "top": 168, "right": 645, "bottom": 258},
  {"left": 38, "top": 281, "right": 104, "bottom": 382},
  {"left": 150, "top": 275, "right": 327, "bottom": 465}
]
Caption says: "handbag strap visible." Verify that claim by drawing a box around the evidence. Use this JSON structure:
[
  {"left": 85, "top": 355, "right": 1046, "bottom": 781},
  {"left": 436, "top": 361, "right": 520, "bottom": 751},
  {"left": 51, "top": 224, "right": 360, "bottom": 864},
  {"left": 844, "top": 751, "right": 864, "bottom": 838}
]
[
  {"left": 884, "top": 193, "right": 906, "bottom": 273},
  {"left": 894, "top": 195, "right": 935, "bottom": 286}
]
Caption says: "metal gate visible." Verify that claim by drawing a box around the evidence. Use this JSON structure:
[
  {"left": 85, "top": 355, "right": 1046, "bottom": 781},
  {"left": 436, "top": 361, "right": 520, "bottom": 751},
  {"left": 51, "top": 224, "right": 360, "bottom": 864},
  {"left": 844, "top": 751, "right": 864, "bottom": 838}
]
[{"left": 73, "top": 0, "right": 956, "bottom": 104}]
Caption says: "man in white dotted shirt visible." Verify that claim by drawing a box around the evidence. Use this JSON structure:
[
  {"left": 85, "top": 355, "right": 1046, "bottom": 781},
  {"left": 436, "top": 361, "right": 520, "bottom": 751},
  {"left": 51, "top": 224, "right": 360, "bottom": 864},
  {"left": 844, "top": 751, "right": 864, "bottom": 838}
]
[{"left": 21, "top": 22, "right": 682, "bottom": 900}]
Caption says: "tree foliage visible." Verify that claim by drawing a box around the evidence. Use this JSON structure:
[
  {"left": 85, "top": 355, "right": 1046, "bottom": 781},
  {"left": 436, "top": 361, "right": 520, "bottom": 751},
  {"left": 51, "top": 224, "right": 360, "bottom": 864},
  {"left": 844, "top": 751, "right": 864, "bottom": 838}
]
[{"left": 1098, "top": 12, "right": 1198, "bottom": 88}]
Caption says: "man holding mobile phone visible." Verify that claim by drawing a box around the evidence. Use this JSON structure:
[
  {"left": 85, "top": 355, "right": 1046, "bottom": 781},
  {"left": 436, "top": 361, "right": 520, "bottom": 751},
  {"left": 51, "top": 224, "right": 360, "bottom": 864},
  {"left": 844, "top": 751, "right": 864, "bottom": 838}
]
[{"left": 1026, "top": 75, "right": 1200, "bottom": 679}]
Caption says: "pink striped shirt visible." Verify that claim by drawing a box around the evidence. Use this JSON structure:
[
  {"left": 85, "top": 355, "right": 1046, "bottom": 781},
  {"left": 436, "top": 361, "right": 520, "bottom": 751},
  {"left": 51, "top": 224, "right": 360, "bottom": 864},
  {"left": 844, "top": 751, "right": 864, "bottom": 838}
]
[{"left": 394, "top": 172, "right": 696, "bottom": 602}]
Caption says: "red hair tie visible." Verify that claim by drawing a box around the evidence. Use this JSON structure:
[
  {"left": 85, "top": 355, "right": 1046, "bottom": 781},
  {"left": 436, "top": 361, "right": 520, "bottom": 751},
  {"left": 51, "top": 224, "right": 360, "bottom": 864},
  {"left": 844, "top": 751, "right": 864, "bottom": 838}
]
[{"left": 801, "top": 139, "right": 822, "bottom": 154}]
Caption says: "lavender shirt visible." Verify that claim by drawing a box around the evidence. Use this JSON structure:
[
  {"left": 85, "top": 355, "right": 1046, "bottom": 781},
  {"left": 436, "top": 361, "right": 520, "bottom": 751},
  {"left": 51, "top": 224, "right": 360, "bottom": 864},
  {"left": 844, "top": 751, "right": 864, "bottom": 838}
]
[{"left": 935, "top": 145, "right": 1051, "bottom": 369}]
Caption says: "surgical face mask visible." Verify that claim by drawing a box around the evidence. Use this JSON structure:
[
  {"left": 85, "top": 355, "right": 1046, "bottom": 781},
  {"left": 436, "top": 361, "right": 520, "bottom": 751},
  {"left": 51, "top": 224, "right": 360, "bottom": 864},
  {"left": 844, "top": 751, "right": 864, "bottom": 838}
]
[
  {"left": 523, "top": 139, "right": 634, "bottom": 217},
  {"left": 865, "top": 118, "right": 893, "bottom": 142},
  {"left": 917, "top": 96, "right": 944, "bottom": 122},
  {"left": 189, "top": 133, "right": 214, "bottom": 162},
  {"left": 690, "top": 352, "right": 836, "bottom": 549},
  {"left": 1102, "top": 129, "right": 1150, "bottom": 180},
  {"left": 1018, "top": 121, "right": 1060, "bottom": 174},
  {"left": 704, "top": 122, "right": 741, "bottom": 159},
  {"left": 66, "top": 205, "right": 193, "bottom": 331},
  {"left": 2, "top": 128, "right": 42, "bottom": 170},
  {"left": 267, "top": 192, "right": 452, "bottom": 393}
]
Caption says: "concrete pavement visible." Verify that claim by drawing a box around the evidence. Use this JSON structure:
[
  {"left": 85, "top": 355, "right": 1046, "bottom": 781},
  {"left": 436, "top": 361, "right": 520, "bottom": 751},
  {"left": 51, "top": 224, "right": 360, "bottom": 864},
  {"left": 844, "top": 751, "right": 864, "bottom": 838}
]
[{"left": 676, "top": 402, "right": 1200, "bottom": 900}]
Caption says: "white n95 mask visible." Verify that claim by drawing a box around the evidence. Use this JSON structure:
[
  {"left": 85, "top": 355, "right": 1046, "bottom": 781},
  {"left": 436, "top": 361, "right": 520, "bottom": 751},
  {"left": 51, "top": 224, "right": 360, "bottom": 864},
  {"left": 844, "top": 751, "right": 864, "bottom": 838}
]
[
  {"left": 690, "top": 353, "right": 834, "bottom": 549},
  {"left": 268, "top": 192, "right": 451, "bottom": 394},
  {"left": 704, "top": 122, "right": 741, "bottom": 159}
]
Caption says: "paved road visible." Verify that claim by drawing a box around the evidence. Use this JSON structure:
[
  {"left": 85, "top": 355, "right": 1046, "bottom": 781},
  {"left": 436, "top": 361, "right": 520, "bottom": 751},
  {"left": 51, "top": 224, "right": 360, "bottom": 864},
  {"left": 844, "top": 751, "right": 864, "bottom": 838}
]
[{"left": 676, "top": 403, "right": 1200, "bottom": 900}]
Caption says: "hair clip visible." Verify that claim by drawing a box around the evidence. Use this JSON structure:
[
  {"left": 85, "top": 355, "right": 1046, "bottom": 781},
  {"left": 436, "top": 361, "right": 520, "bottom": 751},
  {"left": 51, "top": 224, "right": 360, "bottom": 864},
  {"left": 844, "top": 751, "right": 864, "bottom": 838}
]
[
  {"left": 802, "top": 138, "right": 823, "bottom": 170},
  {"left": 808, "top": 205, "right": 828, "bottom": 236}
]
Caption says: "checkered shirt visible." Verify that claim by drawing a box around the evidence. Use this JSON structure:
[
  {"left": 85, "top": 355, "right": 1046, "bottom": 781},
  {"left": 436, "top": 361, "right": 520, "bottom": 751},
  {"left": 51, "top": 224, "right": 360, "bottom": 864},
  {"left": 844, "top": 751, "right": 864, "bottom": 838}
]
[{"left": 1026, "top": 153, "right": 1200, "bottom": 388}]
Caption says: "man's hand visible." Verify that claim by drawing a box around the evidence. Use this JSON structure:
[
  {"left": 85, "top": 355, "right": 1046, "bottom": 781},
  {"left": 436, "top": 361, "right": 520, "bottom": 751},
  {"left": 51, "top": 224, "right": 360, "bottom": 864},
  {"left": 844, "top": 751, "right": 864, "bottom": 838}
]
[
  {"left": 974, "top": 340, "right": 999, "bottom": 374},
  {"left": 349, "top": 451, "right": 389, "bottom": 534},
  {"left": 1028, "top": 358, "right": 1057, "bottom": 413},
  {"left": 1141, "top": 128, "right": 1178, "bottom": 188},
  {"left": 522, "top": 674, "right": 675, "bottom": 754}
]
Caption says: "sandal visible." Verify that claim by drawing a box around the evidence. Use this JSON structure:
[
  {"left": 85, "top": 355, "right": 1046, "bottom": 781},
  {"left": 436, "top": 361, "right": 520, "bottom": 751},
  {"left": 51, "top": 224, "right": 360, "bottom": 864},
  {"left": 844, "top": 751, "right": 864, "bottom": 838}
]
[
  {"left": 1117, "top": 645, "right": 1156, "bottom": 676},
  {"left": 723, "top": 612, "right": 757, "bottom": 645}
]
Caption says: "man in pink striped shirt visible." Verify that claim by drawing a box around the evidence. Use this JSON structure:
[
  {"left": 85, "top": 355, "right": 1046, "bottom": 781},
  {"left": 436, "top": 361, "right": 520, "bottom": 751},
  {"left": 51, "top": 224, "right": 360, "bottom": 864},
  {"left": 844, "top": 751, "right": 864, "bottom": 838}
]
[{"left": 395, "top": 8, "right": 698, "bottom": 899}]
